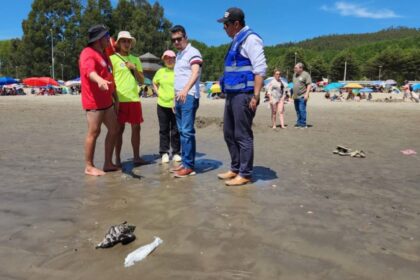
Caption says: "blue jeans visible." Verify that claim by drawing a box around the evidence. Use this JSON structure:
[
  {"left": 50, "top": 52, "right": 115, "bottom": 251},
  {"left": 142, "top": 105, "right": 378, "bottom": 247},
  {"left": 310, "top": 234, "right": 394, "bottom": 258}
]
[
  {"left": 294, "top": 98, "right": 307, "bottom": 126},
  {"left": 175, "top": 95, "right": 199, "bottom": 169}
]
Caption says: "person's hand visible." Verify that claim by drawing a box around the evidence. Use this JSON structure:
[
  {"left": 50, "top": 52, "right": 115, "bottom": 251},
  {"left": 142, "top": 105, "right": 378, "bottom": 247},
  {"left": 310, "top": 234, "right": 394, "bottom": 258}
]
[
  {"left": 249, "top": 96, "right": 258, "bottom": 111},
  {"left": 304, "top": 93, "right": 309, "bottom": 101},
  {"left": 125, "top": 62, "right": 136, "bottom": 71},
  {"left": 98, "top": 78, "right": 112, "bottom": 91},
  {"left": 176, "top": 90, "right": 188, "bottom": 103}
]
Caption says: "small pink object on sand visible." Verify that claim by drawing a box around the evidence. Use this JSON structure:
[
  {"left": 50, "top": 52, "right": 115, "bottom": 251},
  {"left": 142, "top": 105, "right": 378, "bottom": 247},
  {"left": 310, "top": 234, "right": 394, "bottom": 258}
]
[{"left": 401, "top": 149, "right": 417, "bottom": 156}]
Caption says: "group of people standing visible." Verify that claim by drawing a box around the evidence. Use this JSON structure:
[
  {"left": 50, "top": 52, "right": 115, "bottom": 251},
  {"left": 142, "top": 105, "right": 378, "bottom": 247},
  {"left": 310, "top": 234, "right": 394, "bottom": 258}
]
[{"left": 78, "top": 7, "right": 311, "bottom": 186}]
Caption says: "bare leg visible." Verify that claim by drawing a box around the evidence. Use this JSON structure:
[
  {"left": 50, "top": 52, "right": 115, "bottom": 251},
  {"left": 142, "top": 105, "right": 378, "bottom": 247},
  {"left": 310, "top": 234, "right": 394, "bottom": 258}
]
[
  {"left": 278, "top": 99, "right": 285, "bottom": 128},
  {"left": 115, "top": 123, "right": 125, "bottom": 167},
  {"left": 102, "top": 107, "right": 119, "bottom": 172},
  {"left": 131, "top": 124, "right": 147, "bottom": 165},
  {"left": 270, "top": 103, "right": 277, "bottom": 128},
  {"left": 84, "top": 111, "right": 106, "bottom": 176},
  {"left": 131, "top": 124, "right": 141, "bottom": 161}
]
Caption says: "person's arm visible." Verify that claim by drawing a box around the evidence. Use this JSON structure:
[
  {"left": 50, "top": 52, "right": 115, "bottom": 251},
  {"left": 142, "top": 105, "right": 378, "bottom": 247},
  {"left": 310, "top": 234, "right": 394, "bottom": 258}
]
[
  {"left": 250, "top": 75, "right": 264, "bottom": 111},
  {"left": 152, "top": 82, "right": 159, "bottom": 96},
  {"left": 125, "top": 61, "right": 144, "bottom": 84},
  {"left": 176, "top": 63, "right": 201, "bottom": 103},
  {"left": 304, "top": 74, "right": 312, "bottom": 101},
  {"left": 242, "top": 35, "right": 267, "bottom": 111},
  {"left": 89, "top": 72, "right": 112, "bottom": 91}
]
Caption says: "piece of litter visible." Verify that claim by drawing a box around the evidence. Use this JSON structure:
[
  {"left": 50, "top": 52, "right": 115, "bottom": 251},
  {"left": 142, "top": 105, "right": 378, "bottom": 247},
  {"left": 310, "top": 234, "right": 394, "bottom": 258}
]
[
  {"left": 401, "top": 149, "right": 417, "bottom": 156},
  {"left": 307, "top": 211, "right": 313, "bottom": 214},
  {"left": 272, "top": 184, "right": 277, "bottom": 188},
  {"left": 124, "top": 237, "right": 163, "bottom": 267},
  {"left": 96, "top": 221, "right": 136, "bottom": 249}
]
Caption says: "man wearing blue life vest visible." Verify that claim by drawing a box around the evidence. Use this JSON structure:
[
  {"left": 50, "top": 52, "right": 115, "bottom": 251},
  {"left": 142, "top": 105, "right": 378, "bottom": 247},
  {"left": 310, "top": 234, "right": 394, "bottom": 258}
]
[{"left": 217, "top": 7, "right": 267, "bottom": 186}]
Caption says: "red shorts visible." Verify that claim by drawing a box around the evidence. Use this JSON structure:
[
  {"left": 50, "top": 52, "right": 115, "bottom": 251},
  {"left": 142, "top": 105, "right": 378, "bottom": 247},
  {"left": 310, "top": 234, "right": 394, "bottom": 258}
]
[{"left": 117, "top": 102, "right": 144, "bottom": 124}]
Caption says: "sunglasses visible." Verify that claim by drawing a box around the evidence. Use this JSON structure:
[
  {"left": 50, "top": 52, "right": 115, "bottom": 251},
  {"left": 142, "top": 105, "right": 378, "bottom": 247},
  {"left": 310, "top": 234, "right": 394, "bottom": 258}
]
[{"left": 171, "top": 36, "right": 184, "bottom": 43}]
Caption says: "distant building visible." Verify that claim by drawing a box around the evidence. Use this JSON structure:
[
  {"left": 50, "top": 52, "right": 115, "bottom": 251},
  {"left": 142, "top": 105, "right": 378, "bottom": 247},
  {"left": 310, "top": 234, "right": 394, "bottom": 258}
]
[{"left": 139, "top": 52, "right": 162, "bottom": 80}]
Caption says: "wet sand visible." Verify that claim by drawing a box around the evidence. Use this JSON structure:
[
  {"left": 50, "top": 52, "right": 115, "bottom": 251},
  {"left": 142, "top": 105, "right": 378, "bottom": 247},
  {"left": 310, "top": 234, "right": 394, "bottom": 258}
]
[{"left": 0, "top": 94, "right": 419, "bottom": 280}]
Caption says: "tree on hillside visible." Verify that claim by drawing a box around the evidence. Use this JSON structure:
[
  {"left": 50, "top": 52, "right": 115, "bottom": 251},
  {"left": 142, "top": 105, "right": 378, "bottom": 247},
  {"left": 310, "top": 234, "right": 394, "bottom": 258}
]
[
  {"left": 283, "top": 48, "right": 306, "bottom": 80},
  {"left": 308, "top": 56, "right": 328, "bottom": 82},
  {"left": 79, "top": 0, "right": 113, "bottom": 46},
  {"left": 329, "top": 51, "right": 360, "bottom": 81},
  {"left": 112, "top": 0, "right": 172, "bottom": 56},
  {"left": 18, "top": 0, "right": 82, "bottom": 78},
  {"left": 363, "top": 47, "right": 405, "bottom": 82}
]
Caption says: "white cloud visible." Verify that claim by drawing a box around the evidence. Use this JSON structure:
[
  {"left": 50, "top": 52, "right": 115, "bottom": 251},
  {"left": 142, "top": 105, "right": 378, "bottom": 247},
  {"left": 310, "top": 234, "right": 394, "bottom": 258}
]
[{"left": 321, "top": 1, "right": 401, "bottom": 19}]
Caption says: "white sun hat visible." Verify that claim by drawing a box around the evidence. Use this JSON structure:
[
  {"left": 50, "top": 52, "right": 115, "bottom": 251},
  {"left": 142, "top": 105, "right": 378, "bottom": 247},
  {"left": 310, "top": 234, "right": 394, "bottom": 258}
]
[{"left": 116, "top": 31, "right": 136, "bottom": 47}]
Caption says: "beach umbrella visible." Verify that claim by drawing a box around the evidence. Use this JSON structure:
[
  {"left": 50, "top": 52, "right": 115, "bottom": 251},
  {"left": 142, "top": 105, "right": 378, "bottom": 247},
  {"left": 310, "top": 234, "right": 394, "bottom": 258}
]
[
  {"left": 413, "top": 84, "right": 420, "bottom": 91},
  {"left": 343, "top": 83, "right": 363, "bottom": 89},
  {"left": 371, "top": 81, "right": 385, "bottom": 86},
  {"left": 324, "top": 82, "right": 343, "bottom": 92},
  {"left": 264, "top": 77, "right": 273, "bottom": 85},
  {"left": 64, "top": 77, "right": 81, "bottom": 87},
  {"left": 0, "top": 76, "right": 18, "bottom": 85},
  {"left": 210, "top": 83, "right": 221, "bottom": 94},
  {"left": 360, "top": 87, "right": 373, "bottom": 93},
  {"left": 385, "top": 79, "right": 397, "bottom": 85},
  {"left": 23, "top": 77, "right": 59, "bottom": 87}
]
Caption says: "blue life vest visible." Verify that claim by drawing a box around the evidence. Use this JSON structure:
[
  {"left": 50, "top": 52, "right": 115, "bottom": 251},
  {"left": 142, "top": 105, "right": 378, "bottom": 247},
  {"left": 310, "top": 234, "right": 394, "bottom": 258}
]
[{"left": 221, "top": 28, "right": 260, "bottom": 93}]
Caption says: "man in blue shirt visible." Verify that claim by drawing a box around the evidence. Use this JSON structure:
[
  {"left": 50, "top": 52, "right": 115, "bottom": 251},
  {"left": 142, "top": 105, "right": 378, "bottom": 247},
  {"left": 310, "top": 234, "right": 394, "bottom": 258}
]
[{"left": 217, "top": 7, "right": 267, "bottom": 186}]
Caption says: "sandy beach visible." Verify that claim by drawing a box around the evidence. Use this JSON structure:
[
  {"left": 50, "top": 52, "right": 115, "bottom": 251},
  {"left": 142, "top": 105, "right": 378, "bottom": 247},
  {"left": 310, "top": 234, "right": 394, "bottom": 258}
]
[{"left": 0, "top": 93, "right": 419, "bottom": 280}]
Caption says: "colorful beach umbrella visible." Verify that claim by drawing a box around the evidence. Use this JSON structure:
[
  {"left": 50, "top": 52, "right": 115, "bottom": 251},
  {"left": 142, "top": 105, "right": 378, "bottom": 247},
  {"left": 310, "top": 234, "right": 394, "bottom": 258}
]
[
  {"left": 23, "top": 77, "right": 59, "bottom": 87},
  {"left": 343, "top": 83, "right": 363, "bottom": 89},
  {"left": 324, "top": 82, "right": 344, "bottom": 92},
  {"left": 0, "top": 76, "right": 18, "bottom": 85},
  {"left": 412, "top": 84, "right": 420, "bottom": 91},
  {"left": 385, "top": 79, "right": 397, "bottom": 85},
  {"left": 360, "top": 87, "right": 373, "bottom": 93}
]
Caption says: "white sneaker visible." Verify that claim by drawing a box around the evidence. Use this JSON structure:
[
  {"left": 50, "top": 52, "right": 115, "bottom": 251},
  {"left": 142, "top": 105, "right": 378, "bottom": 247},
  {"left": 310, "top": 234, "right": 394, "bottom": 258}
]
[
  {"left": 172, "top": 154, "right": 182, "bottom": 162},
  {"left": 161, "top": 153, "right": 170, "bottom": 164}
]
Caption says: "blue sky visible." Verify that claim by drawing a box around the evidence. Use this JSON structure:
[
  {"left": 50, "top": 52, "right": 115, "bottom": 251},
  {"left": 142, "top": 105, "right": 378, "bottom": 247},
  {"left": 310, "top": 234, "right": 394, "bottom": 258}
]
[{"left": 1, "top": 0, "right": 419, "bottom": 46}]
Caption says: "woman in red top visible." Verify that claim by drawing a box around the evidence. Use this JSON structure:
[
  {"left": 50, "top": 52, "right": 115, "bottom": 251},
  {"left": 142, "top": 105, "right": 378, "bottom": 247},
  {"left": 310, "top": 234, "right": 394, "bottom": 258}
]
[{"left": 79, "top": 24, "right": 119, "bottom": 176}]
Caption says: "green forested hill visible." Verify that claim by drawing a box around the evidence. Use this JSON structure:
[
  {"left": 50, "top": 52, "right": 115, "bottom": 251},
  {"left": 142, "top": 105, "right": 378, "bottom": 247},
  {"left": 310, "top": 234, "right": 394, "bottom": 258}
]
[{"left": 199, "top": 27, "right": 420, "bottom": 83}]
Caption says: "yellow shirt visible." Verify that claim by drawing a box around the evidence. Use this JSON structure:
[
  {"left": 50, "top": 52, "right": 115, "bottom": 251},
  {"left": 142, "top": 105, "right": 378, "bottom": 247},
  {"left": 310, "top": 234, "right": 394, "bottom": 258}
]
[
  {"left": 153, "top": 67, "right": 175, "bottom": 108},
  {"left": 110, "top": 54, "right": 143, "bottom": 102}
]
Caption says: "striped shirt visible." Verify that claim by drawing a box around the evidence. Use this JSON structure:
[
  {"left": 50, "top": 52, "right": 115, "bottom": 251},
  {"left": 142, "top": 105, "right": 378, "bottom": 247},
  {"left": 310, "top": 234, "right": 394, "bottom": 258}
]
[{"left": 174, "top": 43, "right": 203, "bottom": 98}]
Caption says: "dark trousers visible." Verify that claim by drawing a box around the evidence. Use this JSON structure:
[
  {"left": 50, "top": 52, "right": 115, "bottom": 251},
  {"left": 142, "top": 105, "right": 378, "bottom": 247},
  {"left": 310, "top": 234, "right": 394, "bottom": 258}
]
[
  {"left": 223, "top": 93, "right": 256, "bottom": 178},
  {"left": 157, "top": 104, "right": 180, "bottom": 155}
]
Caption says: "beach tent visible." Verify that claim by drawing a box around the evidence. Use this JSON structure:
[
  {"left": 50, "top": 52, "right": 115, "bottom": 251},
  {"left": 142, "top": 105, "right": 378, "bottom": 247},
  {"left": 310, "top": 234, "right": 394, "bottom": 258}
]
[
  {"left": 0, "top": 76, "right": 19, "bottom": 85},
  {"left": 23, "top": 77, "right": 59, "bottom": 87},
  {"left": 360, "top": 87, "right": 373, "bottom": 93},
  {"left": 343, "top": 83, "right": 363, "bottom": 89}
]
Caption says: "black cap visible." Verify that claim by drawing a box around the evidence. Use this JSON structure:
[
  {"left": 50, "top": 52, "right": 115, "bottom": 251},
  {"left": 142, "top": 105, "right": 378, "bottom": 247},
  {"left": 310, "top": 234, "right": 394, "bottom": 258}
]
[
  {"left": 217, "top": 7, "right": 245, "bottom": 23},
  {"left": 88, "top": 24, "right": 109, "bottom": 44}
]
